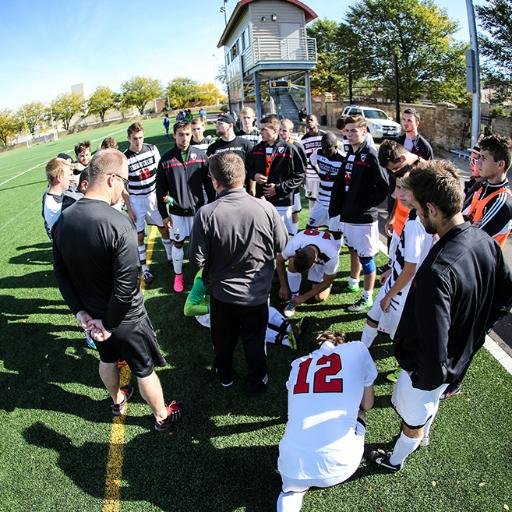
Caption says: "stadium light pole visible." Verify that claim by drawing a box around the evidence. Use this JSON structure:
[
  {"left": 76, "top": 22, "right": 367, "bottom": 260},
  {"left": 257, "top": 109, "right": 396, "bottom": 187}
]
[
  {"left": 220, "top": 0, "right": 232, "bottom": 113},
  {"left": 465, "top": 0, "right": 481, "bottom": 147}
]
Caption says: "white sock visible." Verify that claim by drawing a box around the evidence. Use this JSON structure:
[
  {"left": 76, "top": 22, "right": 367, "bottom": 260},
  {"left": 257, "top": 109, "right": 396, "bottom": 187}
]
[
  {"left": 348, "top": 276, "right": 359, "bottom": 287},
  {"left": 162, "top": 238, "right": 172, "bottom": 261},
  {"left": 277, "top": 490, "right": 306, "bottom": 512},
  {"left": 137, "top": 245, "right": 148, "bottom": 272},
  {"left": 308, "top": 199, "right": 315, "bottom": 211},
  {"left": 268, "top": 305, "right": 285, "bottom": 326},
  {"left": 290, "top": 222, "right": 299, "bottom": 235},
  {"left": 171, "top": 246, "right": 184, "bottom": 275},
  {"left": 287, "top": 271, "right": 302, "bottom": 297},
  {"left": 361, "top": 324, "right": 378, "bottom": 348},
  {"left": 389, "top": 432, "right": 422, "bottom": 467},
  {"left": 362, "top": 289, "right": 372, "bottom": 301}
]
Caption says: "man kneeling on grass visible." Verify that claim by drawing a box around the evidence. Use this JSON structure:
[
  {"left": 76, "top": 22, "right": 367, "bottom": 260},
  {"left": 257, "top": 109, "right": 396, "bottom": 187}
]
[
  {"left": 277, "top": 330, "right": 377, "bottom": 512},
  {"left": 276, "top": 228, "right": 339, "bottom": 318}
]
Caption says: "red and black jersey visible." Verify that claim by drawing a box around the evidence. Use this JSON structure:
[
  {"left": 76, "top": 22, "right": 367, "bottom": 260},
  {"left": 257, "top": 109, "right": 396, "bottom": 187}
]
[
  {"left": 156, "top": 146, "right": 214, "bottom": 218},
  {"left": 329, "top": 140, "right": 389, "bottom": 223},
  {"left": 246, "top": 139, "right": 305, "bottom": 207}
]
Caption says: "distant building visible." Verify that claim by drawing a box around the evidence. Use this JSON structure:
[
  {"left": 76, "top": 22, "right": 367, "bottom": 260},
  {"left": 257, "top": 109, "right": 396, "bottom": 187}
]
[{"left": 218, "top": 0, "right": 318, "bottom": 122}]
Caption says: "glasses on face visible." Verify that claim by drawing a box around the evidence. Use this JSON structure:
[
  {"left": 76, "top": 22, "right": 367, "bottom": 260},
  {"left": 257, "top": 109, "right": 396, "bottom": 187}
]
[{"left": 108, "top": 174, "right": 129, "bottom": 189}]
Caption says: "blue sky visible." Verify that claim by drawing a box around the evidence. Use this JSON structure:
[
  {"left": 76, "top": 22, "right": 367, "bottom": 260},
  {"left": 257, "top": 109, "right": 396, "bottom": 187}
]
[{"left": 0, "top": 0, "right": 473, "bottom": 110}]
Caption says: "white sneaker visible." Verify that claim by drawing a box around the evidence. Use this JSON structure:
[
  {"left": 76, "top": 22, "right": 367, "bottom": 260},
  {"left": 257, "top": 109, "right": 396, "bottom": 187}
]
[{"left": 283, "top": 301, "right": 296, "bottom": 318}]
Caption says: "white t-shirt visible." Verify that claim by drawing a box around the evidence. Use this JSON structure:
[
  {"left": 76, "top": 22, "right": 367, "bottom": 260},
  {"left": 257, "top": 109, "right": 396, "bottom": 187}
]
[
  {"left": 282, "top": 229, "right": 340, "bottom": 276},
  {"left": 278, "top": 341, "right": 377, "bottom": 480}
]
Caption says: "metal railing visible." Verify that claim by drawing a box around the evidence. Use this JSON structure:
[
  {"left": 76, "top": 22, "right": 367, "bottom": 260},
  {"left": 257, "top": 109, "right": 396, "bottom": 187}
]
[{"left": 253, "top": 36, "right": 317, "bottom": 63}]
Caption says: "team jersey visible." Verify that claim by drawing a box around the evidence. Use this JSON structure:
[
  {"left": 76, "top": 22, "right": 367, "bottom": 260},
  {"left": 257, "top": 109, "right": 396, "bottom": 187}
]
[
  {"left": 309, "top": 148, "right": 344, "bottom": 208},
  {"left": 190, "top": 136, "right": 213, "bottom": 151},
  {"left": 463, "top": 179, "right": 512, "bottom": 247},
  {"left": 282, "top": 229, "right": 340, "bottom": 276},
  {"left": 206, "top": 136, "right": 253, "bottom": 161},
  {"left": 385, "top": 212, "right": 435, "bottom": 301},
  {"left": 278, "top": 341, "right": 377, "bottom": 480},
  {"left": 123, "top": 143, "right": 161, "bottom": 197},
  {"left": 301, "top": 130, "right": 325, "bottom": 179},
  {"left": 237, "top": 127, "right": 261, "bottom": 145}
]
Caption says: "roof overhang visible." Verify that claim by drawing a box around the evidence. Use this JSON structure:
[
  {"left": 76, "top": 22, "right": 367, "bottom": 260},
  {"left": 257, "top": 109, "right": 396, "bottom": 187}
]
[{"left": 217, "top": 0, "right": 318, "bottom": 47}]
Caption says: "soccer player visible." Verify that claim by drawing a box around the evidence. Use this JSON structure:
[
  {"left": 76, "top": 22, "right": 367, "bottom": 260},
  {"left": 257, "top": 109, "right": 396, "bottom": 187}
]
[
  {"left": 42, "top": 157, "right": 74, "bottom": 238},
  {"left": 377, "top": 140, "right": 426, "bottom": 269},
  {"left": 396, "top": 108, "right": 433, "bottom": 160},
  {"left": 279, "top": 118, "right": 307, "bottom": 235},
  {"left": 306, "top": 131, "right": 345, "bottom": 247},
  {"left": 301, "top": 114, "right": 325, "bottom": 210},
  {"left": 329, "top": 115, "right": 389, "bottom": 312},
  {"left": 368, "top": 161, "right": 512, "bottom": 471},
  {"left": 74, "top": 141, "right": 92, "bottom": 169},
  {"left": 360, "top": 167, "right": 435, "bottom": 347},
  {"left": 123, "top": 122, "right": 172, "bottom": 285},
  {"left": 237, "top": 106, "right": 261, "bottom": 144},
  {"left": 464, "top": 134, "right": 512, "bottom": 248},
  {"left": 276, "top": 228, "right": 339, "bottom": 318},
  {"left": 156, "top": 121, "right": 213, "bottom": 293},
  {"left": 183, "top": 269, "right": 303, "bottom": 349},
  {"left": 277, "top": 330, "right": 377, "bottom": 512},
  {"left": 190, "top": 118, "right": 212, "bottom": 151},
  {"left": 52, "top": 149, "right": 183, "bottom": 432},
  {"left": 247, "top": 114, "right": 305, "bottom": 235}
]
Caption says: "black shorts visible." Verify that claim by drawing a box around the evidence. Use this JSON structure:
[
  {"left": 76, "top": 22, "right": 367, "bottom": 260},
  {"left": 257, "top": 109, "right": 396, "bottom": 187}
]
[{"left": 96, "top": 315, "right": 167, "bottom": 378}]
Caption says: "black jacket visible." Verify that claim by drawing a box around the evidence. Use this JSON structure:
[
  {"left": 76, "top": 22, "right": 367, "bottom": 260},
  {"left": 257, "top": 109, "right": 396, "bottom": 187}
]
[
  {"left": 156, "top": 145, "right": 214, "bottom": 218},
  {"left": 396, "top": 133, "right": 434, "bottom": 160},
  {"left": 329, "top": 140, "right": 389, "bottom": 223},
  {"left": 394, "top": 223, "right": 512, "bottom": 390},
  {"left": 246, "top": 139, "right": 305, "bottom": 207}
]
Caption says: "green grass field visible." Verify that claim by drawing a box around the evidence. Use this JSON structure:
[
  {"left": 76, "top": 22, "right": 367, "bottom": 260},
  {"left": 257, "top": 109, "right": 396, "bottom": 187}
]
[{"left": 0, "top": 118, "right": 511, "bottom": 512}]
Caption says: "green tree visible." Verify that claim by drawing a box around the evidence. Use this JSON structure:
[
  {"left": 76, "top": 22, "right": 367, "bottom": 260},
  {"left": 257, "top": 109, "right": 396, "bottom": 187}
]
[
  {"left": 121, "top": 76, "right": 161, "bottom": 115},
  {"left": 166, "top": 77, "right": 201, "bottom": 109},
  {"left": 476, "top": 0, "right": 512, "bottom": 102},
  {"left": 198, "top": 82, "right": 226, "bottom": 106},
  {"left": 112, "top": 92, "right": 131, "bottom": 120},
  {"left": 87, "top": 86, "right": 115, "bottom": 123},
  {"left": 339, "top": 0, "right": 467, "bottom": 104},
  {"left": 17, "top": 102, "right": 46, "bottom": 135},
  {"left": 51, "top": 93, "right": 84, "bottom": 131},
  {"left": 0, "top": 110, "right": 22, "bottom": 146},
  {"left": 307, "top": 19, "right": 348, "bottom": 97}
]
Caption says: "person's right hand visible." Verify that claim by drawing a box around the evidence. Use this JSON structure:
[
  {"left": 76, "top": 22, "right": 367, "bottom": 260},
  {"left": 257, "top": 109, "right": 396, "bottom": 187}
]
[{"left": 254, "top": 173, "right": 268, "bottom": 185}]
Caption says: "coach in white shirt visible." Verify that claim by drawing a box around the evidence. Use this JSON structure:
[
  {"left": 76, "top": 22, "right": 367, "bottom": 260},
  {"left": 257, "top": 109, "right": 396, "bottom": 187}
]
[{"left": 277, "top": 330, "right": 377, "bottom": 512}]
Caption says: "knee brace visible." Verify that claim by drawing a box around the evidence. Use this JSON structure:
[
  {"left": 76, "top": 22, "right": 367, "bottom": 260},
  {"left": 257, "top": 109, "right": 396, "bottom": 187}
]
[{"left": 359, "top": 256, "right": 376, "bottom": 275}]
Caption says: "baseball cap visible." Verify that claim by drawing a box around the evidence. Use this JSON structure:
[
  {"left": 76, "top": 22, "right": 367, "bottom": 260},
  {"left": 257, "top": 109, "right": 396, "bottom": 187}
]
[
  {"left": 217, "top": 113, "right": 235, "bottom": 125},
  {"left": 467, "top": 144, "right": 481, "bottom": 154}
]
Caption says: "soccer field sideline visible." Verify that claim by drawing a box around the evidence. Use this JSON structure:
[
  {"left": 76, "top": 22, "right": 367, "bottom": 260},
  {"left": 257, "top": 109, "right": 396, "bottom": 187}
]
[{"left": 1, "top": 118, "right": 511, "bottom": 512}]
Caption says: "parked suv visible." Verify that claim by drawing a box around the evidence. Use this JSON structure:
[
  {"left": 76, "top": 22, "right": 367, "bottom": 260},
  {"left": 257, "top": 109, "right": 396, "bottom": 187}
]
[{"left": 341, "top": 105, "right": 401, "bottom": 140}]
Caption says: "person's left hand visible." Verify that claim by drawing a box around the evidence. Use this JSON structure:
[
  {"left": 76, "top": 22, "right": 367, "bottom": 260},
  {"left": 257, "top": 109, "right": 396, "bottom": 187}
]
[
  {"left": 380, "top": 294, "right": 392, "bottom": 313},
  {"left": 76, "top": 310, "right": 93, "bottom": 331}
]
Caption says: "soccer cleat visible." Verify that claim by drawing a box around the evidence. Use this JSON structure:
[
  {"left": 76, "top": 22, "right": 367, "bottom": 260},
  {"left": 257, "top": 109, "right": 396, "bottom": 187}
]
[
  {"left": 154, "top": 401, "right": 184, "bottom": 431},
  {"left": 440, "top": 382, "right": 462, "bottom": 400},
  {"left": 283, "top": 301, "right": 296, "bottom": 318},
  {"left": 367, "top": 448, "right": 402, "bottom": 472},
  {"left": 142, "top": 269, "right": 154, "bottom": 285},
  {"left": 386, "top": 369, "right": 401, "bottom": 383},
  {"left": 111, "top": 384, "right": 134, "bottom": 417},
  {"left": 173, "top": 273, "right": 184, "bottom": 293},
  {"left": 343, "top": 281, "right": 360, "bottom": 293},
  {"left": 347, "top": 295, "right": 374, "bottom": 312}
]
